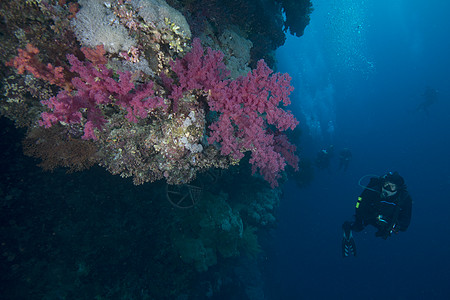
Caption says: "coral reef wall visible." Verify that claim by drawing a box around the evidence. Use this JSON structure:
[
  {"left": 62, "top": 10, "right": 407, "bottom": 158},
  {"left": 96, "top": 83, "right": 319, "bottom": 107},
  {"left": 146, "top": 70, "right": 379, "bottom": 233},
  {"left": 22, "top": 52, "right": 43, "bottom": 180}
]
[
  {"left": 167, "top": 0, "right": 313, "bottom": 67},
  {"left": 0, "top": 0, "right": 312, "bottom": 298}
]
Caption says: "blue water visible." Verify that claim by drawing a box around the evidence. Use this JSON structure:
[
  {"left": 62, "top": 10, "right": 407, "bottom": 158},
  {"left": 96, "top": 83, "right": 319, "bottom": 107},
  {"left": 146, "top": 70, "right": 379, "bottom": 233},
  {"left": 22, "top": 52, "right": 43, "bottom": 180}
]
[{"left": 267, "top": 0, "right": 450, "bottom": 299}]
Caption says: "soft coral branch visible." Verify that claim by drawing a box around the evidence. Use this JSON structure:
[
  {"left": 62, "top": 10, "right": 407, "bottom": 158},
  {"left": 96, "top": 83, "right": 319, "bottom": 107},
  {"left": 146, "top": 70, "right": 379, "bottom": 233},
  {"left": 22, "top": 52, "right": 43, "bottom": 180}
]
[
  {"left": 167, "top": 38, "right": 229, "bottom": 111},
  {"left": 170, "top": 38, "right": 298, "bottom": 187},
  {"left": 5, "top": 44, "right": 72, "bottom": 90},
  {"left": 207, "top": 59, "right": 298, "bottom": 187},
  {"left": 39, "top": 47, "right": 166, "bottom": 140}
]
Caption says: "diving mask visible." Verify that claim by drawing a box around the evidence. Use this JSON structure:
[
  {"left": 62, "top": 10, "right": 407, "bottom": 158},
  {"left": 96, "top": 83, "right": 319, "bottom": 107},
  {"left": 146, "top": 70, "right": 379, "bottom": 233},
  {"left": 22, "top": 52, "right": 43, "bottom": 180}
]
[
  {"left": 381, "top": 182, "right": 398, "bottom": 198},
  {"left": 383, "top": 182, "right": 397, "bottom": 192}
]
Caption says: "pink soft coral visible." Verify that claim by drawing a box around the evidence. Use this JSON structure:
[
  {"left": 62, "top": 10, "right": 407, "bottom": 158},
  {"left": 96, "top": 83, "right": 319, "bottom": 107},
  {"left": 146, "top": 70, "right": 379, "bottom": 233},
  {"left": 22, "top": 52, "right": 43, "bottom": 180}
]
[
  {"left": 39, "top": 49, "right": 166, "bottom": 140},
  {"left": 170, "top": 39, "right": 299, "bottom": 187},
  {"left": 5, "top": 44, "right": 70, "bottom": 89}
]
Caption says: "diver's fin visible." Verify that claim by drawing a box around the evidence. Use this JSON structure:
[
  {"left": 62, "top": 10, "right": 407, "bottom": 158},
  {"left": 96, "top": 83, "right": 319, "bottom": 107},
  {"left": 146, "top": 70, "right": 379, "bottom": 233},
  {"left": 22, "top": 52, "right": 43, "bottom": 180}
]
[
  {"left": 342, "top": 235, "right": 357, "bottom": 257},
  {"left": 342, "top": 222, "right": 357, "bottom": 257}
]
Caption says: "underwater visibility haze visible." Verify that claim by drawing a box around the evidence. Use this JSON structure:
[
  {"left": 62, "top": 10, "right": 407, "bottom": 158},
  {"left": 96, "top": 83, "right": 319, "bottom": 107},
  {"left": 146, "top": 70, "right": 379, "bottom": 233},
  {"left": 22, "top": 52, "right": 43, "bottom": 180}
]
[
  {"left": 1, "top": 0, "right": 450, "bottom": 299},
  {"left": 268, "top": 0, "right": 450, "bottom": 299}
]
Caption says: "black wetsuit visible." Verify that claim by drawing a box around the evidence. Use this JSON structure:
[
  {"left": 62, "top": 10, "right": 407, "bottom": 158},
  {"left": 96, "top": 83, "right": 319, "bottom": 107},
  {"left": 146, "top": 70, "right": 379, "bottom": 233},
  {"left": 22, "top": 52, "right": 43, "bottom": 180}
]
[{"left": 352, "top": 177, "right": 412, "bottom": 239}]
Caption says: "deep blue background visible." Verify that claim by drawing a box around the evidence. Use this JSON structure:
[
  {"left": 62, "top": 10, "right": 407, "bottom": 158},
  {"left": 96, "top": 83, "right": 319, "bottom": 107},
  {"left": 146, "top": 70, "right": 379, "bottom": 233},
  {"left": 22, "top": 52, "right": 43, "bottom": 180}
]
[{"left": 266, "top": 0, "right": 450, "bottom": 299}]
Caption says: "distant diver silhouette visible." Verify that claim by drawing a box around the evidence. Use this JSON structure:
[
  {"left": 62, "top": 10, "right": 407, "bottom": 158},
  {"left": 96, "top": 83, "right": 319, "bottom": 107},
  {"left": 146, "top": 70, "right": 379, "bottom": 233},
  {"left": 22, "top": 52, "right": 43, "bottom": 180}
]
[{"left": 417, "top": 86, "right": 438, "bottom": 115}]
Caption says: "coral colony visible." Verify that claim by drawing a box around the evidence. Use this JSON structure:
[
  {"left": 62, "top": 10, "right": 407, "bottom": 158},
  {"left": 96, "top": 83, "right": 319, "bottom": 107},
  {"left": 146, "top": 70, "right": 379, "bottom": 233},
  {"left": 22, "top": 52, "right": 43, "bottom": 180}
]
[{"left": 3, "top": 1, "right": 299, "bottom": 188}]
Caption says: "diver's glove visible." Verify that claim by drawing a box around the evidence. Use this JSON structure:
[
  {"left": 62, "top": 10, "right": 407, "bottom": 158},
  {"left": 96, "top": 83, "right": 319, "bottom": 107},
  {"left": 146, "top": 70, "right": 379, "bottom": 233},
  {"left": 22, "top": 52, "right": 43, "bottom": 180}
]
[
  {"left": 342, "top": 221, "right": 357, "bottom": 257},
  {"left": 376, "top": 223, "right": 398, "bottom": 239},
  {"left": 390, "top": 224, "right": 399, "bottom": 235}
]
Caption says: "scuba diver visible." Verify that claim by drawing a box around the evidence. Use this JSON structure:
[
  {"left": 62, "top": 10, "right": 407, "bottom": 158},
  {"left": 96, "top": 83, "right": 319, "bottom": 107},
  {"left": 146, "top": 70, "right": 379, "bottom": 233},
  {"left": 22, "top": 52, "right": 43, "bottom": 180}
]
[
  {"left": 315, "top": 149, "right": 330, "bottom": 170},
  {"left": 315, "top": 145, "right": 334, "bottom": 170},
  {"left": 342, "top": 171, "right": 412, "bottom": 257},
  {"left": 417, "top": 86, "right": 438, "bottom": 115},
  {"left": 338, "top": 148, "right": 352, "bottom": 171}
]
